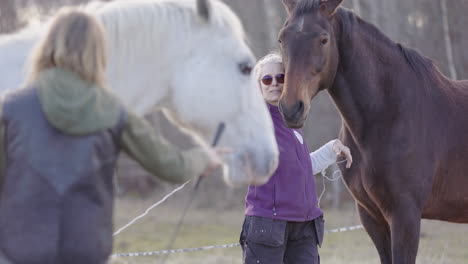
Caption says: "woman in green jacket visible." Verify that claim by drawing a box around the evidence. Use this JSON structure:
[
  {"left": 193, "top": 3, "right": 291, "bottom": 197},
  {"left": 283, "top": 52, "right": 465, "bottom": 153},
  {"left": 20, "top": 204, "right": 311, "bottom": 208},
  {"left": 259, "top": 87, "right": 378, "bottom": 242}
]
[{"left": 0, "top": 9, "right": 222, "bottom": 264}]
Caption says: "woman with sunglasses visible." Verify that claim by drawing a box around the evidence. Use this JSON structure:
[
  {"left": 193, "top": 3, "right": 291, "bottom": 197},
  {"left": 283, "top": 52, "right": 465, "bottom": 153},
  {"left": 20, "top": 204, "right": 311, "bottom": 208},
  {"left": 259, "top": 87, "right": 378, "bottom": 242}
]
[{"left": 239, "top": 52, "right": 353, "bottom": 264}]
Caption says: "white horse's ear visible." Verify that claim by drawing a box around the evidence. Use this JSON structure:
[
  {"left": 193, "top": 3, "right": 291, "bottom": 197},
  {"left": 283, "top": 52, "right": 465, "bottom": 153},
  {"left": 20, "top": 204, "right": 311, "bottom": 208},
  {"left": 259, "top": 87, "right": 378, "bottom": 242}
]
[
  {"left": 197, "top": 0, "right": 211, "bottom": 22},
  {"left": 320, "top": 0, "right": 343, "bottom": 17},
  {"left": 282, "top": 0, "right": 299, "bottom": 16}
]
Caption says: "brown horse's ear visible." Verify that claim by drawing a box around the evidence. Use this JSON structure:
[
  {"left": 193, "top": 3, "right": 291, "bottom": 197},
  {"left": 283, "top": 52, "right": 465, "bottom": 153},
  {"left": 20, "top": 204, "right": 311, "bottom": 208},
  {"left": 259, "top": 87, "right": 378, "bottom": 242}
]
[
  {"left": 282, "top": 0, "right": 299, "bottom": 16},
  {"left": 320, "top": 0, "right": 343, "bottom": 17},
  {"left": 197, "top": 0, "right": 211, "bottom": 22}
]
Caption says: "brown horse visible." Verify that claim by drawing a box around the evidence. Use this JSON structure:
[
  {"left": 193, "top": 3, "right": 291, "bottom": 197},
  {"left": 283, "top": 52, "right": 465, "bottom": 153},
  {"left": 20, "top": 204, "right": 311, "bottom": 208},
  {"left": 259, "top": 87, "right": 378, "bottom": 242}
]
[{"left": 278, "top": 0, "right": 468, "bottom": 263}]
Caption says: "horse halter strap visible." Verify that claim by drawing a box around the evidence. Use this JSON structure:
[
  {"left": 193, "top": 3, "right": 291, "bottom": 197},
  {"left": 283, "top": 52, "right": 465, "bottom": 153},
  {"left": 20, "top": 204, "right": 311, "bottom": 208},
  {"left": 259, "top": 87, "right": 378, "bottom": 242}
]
[{"left": 159, "top": 122, "right": 226, "bottom": 264}]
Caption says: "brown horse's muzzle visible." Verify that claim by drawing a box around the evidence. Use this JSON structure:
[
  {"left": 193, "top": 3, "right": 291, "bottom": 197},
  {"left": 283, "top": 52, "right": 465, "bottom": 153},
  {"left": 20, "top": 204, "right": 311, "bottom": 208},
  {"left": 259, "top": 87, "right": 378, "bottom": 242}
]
[{"left": 279, "top": 100, "right": 307, "bottom": 128}]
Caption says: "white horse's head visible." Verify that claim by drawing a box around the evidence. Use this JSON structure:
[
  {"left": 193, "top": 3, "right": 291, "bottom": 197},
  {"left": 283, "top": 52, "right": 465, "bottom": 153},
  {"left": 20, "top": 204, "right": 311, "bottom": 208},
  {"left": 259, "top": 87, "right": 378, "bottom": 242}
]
[
  {"left": 93, "top": 0, "right": 278, "bottom": 185},
  {"left": 0, "top": 0, "right": 279, "bottom": 186},
  {"left": 170, "top": 1, "right": 280, "bottom": 185}
]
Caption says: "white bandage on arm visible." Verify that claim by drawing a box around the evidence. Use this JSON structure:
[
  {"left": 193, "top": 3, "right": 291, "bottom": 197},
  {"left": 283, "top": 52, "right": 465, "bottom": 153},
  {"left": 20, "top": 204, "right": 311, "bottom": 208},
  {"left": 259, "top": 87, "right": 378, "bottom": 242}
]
[{"left": 310, "top": 140, "right": 337, "bottom": 174}]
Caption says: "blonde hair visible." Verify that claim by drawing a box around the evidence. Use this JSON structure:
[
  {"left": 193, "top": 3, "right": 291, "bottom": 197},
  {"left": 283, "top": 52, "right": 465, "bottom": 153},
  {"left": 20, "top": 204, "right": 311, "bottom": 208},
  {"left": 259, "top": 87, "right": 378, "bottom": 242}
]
[
  {"left": 27, "top": 8, "right": 107, "bottom": 87},
  {"left": 253, "top": 51, "right": 283, "bottom": 89}
]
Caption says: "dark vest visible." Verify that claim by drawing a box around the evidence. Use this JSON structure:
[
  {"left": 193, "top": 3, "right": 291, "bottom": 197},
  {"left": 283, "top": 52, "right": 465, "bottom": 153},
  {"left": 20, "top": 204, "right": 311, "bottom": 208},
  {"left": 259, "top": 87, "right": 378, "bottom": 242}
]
[{"left": 0, "top": 87, "right": 126, "bottom": 264}]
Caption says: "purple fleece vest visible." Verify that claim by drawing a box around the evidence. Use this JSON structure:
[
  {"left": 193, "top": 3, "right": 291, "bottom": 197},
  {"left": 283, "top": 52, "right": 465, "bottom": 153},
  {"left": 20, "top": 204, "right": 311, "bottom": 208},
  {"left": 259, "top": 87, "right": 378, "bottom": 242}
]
[{"left": 245, "top": 104, "right": 323, "bottom": 222}]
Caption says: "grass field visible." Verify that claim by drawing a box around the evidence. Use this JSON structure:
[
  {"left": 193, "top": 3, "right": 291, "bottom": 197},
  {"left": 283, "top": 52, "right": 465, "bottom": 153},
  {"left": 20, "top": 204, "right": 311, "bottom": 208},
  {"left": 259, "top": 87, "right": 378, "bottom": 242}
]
[{"left": 112, "top": 195, "right": 468, "bottom": 264}]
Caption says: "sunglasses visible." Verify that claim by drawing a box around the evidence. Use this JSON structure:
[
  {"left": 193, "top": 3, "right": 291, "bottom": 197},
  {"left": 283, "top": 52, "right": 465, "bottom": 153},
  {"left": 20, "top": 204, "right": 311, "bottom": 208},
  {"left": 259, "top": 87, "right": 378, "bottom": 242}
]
[{"left": 261, "top": 74, "right": 285, "bottom": 85}]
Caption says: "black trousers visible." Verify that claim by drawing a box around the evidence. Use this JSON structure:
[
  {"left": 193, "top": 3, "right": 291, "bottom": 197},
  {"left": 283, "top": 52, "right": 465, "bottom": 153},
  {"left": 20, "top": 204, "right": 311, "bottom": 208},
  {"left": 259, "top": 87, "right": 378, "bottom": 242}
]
[{"left": 240, "top": 215, "right": 324, "bottom": 264}]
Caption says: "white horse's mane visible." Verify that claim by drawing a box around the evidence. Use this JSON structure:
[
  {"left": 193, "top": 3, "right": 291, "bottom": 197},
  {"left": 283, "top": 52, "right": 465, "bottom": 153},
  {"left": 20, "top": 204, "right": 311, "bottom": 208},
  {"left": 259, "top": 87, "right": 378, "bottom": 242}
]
[
  {"left": 89, "top": 0, "right": 246, "bottom": 40},
  {"left": 90, "top": 0, "right": 246, "bottom": 71}
]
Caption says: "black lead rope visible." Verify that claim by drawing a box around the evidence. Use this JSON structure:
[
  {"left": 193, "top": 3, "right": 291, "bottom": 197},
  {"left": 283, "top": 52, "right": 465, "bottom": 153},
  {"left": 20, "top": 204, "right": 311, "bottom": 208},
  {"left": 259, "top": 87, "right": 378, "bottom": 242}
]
[{"left": 159, "top": 122, "right": 226, "bottom": 264}]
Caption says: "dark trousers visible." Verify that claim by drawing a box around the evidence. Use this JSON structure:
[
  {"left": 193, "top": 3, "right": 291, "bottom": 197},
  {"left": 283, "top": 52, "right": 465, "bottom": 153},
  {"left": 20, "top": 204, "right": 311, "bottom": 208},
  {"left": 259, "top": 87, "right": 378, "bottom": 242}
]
[{"left": 240, "top": 215, "right": 324, "bottom": 264}]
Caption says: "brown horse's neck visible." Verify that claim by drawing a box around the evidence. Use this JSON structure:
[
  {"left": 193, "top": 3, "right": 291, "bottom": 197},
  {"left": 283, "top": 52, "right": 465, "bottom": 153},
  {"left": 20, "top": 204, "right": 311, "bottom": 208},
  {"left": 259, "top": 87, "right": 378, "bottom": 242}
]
[{"left": 327, "top": 8, "right": 459, "bottom": 143}]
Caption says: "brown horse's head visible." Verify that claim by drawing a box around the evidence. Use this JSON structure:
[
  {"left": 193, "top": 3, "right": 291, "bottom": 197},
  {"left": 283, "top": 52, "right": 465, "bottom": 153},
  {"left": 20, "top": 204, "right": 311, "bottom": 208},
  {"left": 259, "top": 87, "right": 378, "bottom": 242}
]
[{"left": 278, "top": 0, "right": 343, "bottom": 128}]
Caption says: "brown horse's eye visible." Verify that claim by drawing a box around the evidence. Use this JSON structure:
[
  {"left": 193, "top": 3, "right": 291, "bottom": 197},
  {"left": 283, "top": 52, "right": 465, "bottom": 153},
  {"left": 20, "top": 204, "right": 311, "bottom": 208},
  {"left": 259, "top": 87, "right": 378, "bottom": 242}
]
[{"left": 321, "top": 38, "right": 328, "bottom": 46}]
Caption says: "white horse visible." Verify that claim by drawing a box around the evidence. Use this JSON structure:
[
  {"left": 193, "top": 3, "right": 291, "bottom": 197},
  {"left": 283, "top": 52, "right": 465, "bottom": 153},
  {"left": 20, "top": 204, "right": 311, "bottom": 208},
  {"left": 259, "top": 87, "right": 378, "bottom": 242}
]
[{"left": 0, "top": 0, "right": 278, "bottom": 185}]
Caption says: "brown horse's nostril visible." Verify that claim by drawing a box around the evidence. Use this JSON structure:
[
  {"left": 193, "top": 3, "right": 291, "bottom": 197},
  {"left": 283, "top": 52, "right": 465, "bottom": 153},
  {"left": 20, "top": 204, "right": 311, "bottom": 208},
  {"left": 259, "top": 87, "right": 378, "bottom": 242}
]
[
  {"left": 279, "top": 100, "right": 305, "bottom": 125},
  {"left": 296, "top": 101, "right": 304, "bottom": 114}
]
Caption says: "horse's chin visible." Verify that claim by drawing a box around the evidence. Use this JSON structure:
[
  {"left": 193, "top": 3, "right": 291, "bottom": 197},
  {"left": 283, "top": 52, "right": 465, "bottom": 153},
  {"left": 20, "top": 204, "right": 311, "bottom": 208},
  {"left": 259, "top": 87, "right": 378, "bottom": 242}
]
[
  {"left": 248, "top": 176, "right": 270, "bottom": 186},
  {"left": 223, "top": 156, "right": 275, "bottom": 187},
  {"left": 286, "top": 121, "right": 305, "bottom": 129},
  {"left": 224, "top": 171, "right": 271, "bottom": 187},
  {"left": 221, "top": 140, "right": 278, "bottom": 187},
  {"left": 283, "top": 117, "right": 306, "bottom": 129}
]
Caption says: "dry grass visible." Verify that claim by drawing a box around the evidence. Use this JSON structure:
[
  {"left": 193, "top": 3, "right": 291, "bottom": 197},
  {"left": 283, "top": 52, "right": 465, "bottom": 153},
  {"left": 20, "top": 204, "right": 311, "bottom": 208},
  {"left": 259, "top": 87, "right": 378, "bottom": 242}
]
[{"left": 112, "top": 195, "right": 468, "bottom": 264}]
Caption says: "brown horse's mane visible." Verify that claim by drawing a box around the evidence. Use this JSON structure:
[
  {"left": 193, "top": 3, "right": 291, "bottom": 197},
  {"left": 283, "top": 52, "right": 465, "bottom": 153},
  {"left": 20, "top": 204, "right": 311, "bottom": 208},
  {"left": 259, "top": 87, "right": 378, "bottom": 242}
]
[{"left": 335, "top": 6, "right": 468, "bottom": 107}]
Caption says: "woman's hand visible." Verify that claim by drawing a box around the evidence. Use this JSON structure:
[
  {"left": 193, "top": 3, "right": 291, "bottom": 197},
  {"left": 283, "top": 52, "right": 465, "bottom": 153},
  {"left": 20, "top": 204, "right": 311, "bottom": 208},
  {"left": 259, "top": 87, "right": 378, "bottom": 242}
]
[{"left": 332, "top": 140, "right": 353, "bottom": 169}]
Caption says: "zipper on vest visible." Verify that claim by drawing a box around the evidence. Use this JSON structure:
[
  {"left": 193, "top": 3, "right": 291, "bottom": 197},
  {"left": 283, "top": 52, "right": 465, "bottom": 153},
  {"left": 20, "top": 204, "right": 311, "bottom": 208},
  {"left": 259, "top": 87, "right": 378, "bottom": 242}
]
[
  {"left": 273, "top": 184, "right": 277, "bottom": 216},
  {"left": 304, "top": 168, "right": 310, "bottom": 219}
]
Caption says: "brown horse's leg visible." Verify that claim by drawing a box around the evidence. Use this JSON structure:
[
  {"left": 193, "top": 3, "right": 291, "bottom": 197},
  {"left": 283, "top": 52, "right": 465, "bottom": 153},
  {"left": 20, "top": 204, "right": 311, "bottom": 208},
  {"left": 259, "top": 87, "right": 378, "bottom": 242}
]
[
  {"left": 357, "top": 204, "right": 392, "bottom": 264},
  {"left": 389, "top": 204, "right": 421, "bottom": 264}
]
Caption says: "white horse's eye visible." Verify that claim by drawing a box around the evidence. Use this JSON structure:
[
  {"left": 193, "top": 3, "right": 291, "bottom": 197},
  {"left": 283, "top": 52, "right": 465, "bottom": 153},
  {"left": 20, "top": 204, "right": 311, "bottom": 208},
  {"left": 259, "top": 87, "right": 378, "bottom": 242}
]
[{"left": 239, "top": 62, "right": 252, "bottom": 76}]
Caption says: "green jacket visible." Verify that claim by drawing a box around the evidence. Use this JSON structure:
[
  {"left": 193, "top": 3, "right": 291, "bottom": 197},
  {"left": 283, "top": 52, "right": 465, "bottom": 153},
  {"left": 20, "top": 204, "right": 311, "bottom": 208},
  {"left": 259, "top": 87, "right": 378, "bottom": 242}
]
[{"left": 0, "top": 68, "right": 209, "bottom": 189}]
